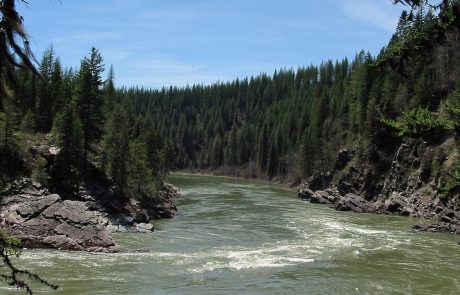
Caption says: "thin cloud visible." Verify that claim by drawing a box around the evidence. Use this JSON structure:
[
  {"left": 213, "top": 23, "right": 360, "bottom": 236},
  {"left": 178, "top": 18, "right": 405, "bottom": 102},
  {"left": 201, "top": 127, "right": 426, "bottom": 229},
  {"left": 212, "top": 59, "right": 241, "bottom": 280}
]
[
  {"left": 74, "top": 31, "right": 127, "bottom": 41},
  {"left": 344, "top": 0, "right": 399, "bottom": 31},
  {"left": 132, "top": 57, "right": 204, "bottom": 74}
]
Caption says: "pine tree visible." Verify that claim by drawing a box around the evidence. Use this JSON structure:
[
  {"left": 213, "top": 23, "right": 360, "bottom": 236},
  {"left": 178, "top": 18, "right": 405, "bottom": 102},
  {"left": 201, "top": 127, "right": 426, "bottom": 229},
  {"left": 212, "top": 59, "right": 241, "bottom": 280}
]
[
  {"left": 129, "top": 139, "right": 151, "bottom": 193},
  {"left": 104, "top": 65, "right": 116, "bottom": 113},
  {"left": 151, "top": 139, "right": 175, "bottom": 192},
  {"left": 104, "top": 106, "right": 130, "bottom": 193},
  {"left": 53, "top": 104, "right": 84, "bottom": 172},
  {"left": 256, "top": 123, "right": 268, "bottom": 171},
  {"left": 0, "top": 94, "right": 19, "bottom": 172},
  {"left": 50, "top": 57, "right": 63, "bottom": 119},
  {"left": 75, "top": 47, "right": 105, "bottom": 160},
  {"left": 36, "top": 46, "right": 55, "bottom": 133}
]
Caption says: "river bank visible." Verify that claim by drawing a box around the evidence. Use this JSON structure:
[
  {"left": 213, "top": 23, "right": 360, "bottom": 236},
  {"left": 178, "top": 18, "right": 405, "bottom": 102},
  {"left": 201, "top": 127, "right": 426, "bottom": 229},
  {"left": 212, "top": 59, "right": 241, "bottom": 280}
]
[
  {"left": 0, "top": 178, "right": 179, "bottom": 252},
  {"left": 3, "top": 174, "right": 459, "bottom": 295},
  {"left": 297, "top": 142, "right": 460, "bottom": 235},
  {"left": 175, "top": 167, "right": 299, "bottom": 189},
  {"left": 178, "top": 143, "right": 460, "bottom": 236}
]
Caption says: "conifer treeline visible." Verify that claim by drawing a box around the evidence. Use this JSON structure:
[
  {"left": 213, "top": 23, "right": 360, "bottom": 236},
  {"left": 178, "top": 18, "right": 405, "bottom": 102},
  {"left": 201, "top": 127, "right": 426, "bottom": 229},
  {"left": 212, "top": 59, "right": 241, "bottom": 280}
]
[
  {"left": 115, "top": 47, "right": 444, "bottom": 180},
  {"left": 113, "top": 5, "right": 460, "bottom": 181},
  {"left": 2, "top": 4, "right": 459, "bottom": 185},
  {"left": 1, "top": 46, "right": 174, "bottom": 195}
]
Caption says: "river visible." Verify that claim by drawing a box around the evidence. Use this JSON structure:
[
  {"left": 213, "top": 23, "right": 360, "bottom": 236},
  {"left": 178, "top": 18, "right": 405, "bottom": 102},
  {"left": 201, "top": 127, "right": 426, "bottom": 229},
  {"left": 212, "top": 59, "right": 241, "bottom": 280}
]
[{"left": 3, "top": 174, "right": 460, "bottom": 294}]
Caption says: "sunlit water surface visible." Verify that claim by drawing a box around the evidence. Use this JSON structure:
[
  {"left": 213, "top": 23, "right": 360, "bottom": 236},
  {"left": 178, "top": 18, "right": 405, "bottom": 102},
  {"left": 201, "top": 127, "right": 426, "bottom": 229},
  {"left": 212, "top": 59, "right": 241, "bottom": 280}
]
[{"left": 3, "top": 174, "right": 459, "bottom": 294}]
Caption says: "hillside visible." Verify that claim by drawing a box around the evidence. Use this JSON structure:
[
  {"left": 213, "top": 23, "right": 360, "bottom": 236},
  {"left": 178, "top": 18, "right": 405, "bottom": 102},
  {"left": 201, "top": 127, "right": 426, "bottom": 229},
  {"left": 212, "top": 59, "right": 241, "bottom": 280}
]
[
  {"left": 113, "top": 2, "right": 460, "bottom": 232},
  {"left": 1, "top": 1, "right": 460, "bottom": 246}
]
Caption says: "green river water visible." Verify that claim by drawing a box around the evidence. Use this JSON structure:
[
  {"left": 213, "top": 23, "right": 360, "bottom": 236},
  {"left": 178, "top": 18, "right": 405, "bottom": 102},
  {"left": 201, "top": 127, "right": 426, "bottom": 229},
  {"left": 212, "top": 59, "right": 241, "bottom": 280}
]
[{"left": 2, "top": 174, "right": 459, "bottom": 294}]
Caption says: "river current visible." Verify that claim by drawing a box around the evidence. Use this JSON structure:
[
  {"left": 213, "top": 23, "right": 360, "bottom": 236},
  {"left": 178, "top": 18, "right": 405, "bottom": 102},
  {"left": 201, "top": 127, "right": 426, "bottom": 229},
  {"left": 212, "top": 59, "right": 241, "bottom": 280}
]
[{"left": 3, "top": 174, "right": 460, "bottom": 294}]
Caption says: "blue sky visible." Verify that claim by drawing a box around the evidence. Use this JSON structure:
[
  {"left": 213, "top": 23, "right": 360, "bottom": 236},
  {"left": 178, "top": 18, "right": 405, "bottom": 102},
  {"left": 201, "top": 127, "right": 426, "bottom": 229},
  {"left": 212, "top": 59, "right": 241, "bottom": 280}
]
[{"left": 18, "top": 0, "right": 404, "bottom": 89}]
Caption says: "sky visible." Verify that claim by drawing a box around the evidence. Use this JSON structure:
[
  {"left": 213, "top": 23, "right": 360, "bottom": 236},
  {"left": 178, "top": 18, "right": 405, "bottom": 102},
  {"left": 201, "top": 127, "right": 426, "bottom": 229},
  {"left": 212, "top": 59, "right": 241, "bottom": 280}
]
[{"left": 18, "top": 0, "right": 404, "bottom": 89}]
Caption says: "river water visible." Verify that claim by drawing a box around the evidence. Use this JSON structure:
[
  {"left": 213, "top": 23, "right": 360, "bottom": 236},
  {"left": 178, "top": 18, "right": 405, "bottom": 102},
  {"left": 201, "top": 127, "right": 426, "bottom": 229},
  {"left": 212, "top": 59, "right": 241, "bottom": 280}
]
[{"left": 3, "top": 174, "right": 460, "bottom": 294}]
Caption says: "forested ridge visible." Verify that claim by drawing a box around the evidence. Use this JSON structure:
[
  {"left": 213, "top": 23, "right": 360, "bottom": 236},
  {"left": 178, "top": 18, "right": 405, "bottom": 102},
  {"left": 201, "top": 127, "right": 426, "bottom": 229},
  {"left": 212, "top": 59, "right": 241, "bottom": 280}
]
[
  {"left": 2, "top": 1, "right": 460, "bottom": 192},
  {"left": 113, "top": 0, "right": 460, "bottom": 189},
  {"left": 0, "top": 45, "right": 175, "bottom": 196}
]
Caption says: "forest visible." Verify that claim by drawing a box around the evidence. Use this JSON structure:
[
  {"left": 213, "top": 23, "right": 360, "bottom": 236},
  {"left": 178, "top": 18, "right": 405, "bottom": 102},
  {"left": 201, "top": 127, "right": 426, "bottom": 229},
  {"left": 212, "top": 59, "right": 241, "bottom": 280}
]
[{"left": 1, "top": 1, "right": 460, "bottom": 191}]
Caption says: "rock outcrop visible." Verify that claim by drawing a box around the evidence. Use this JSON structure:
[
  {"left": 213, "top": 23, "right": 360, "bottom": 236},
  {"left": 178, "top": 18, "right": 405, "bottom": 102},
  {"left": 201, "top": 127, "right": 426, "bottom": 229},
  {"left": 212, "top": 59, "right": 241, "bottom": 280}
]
[
  {"left": 298, "top": 137, "right": 460, "bottom": 235},
  {"left": 0, "top": 179, "right": 180, "bottom": 252}
]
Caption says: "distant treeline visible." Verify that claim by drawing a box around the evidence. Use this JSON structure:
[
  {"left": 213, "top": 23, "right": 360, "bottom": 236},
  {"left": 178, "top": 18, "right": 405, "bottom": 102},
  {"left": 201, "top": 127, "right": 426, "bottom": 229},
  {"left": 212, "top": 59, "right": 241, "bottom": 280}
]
[{"left": 2, "top": 2, "right": 460, "bottom": 186}]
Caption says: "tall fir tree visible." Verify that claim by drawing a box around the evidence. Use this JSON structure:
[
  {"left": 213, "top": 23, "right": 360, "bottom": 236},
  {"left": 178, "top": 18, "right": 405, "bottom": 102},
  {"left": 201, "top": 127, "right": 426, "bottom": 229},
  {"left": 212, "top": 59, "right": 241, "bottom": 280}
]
[
  {"left": 75, "top": 47, "right": 105, "bottom": 161},
  {"left": 104, "top": 106, "right": 130, "bottom": 193}
]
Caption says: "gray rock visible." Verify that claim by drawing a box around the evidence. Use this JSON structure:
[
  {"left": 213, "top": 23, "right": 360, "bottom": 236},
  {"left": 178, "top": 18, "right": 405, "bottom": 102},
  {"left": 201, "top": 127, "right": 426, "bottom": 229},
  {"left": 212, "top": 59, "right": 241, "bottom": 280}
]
[
  {"left": 334, "top": 193, "right": 376, "bottom": 213},
  {"left": 16, "top": 194, "right": 60, "bottom": 218},
  {"left": 110, "top": 213, "right": 134, "bottom": 226},
  {"left": 135, "top": 222, "right": 154, "bottom": 233},
  {"left": 337, "top": 181, "right": 354, "bottom": 196},
  {"left": 412, "top": 222, "right": 458, "bottom": 233},
  {"left": 310, "top": 191, "right": 331, "bottom": 204},
  {"left": 42, "top": 235, "right": 84, "bottom": 251},
  {"left": 42, "top": 200, "right": 105, "bottom": 226},
  {"left": 298, "top": 187, "right": 316, "bottom": 201},
  {"left": 0, "top": 180, "right": 180, "bottom": 251},
  {"left": 1, "top": 193, "right": 115, "bottom": 251},
  {"left": 384, "top": 193, "right": 414, "bottom": 216},
  {"left": 106, "top": 224, "right": 120, "bottom": 233}
]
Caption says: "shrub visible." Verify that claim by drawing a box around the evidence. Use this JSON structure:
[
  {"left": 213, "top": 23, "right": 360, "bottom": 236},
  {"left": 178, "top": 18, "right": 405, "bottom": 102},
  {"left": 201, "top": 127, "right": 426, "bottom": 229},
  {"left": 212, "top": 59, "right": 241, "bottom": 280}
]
[
  {"left": 439, "top": 161, "right": 460, "bottom": 199},
  {"left": 379, "top": 107, "right": 454, "bottom": 139}
]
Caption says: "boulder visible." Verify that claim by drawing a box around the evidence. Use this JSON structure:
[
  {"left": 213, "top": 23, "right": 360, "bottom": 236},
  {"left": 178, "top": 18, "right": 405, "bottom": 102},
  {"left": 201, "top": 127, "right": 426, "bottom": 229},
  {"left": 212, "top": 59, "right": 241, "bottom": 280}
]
[
  {"left": 0, "top": 180, "right": 180, "bottom": 251},
  {"left": 297, "top": 187, "right": 316, "bottom": 201},
  {"left": 1, "top": 193, "right": 115, "bottom": 251},
  {"left": 16, "top": 194, "right": 60, "bottom": 218},
  {"left": 412, "top": 222, "right": 458, "bottom": 233},
  {"left": 384, "top": 193, "right": 414, "bottom": 216},
  {"left": 42, "top": 235, "right": 84, "bottom": 251},
  {"left": 110, "top": 213, "right": 134, "bottom": 226},
  {"left": 334, "top": 193, "right": 376, "bottom": 213},
  {"left": 135, "top": 222, "right": 154, "bottom": 233},
  {"left": 310, "top": 191, "right": 332, "bottom": 204},
  {"left": 337, "top": 181, "right": 354, "bottom": 196}
]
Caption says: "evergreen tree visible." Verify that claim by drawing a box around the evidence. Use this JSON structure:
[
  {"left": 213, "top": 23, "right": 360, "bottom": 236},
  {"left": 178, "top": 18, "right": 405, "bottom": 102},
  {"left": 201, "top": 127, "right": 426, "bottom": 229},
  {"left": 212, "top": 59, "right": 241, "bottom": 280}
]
[
  {"left": 53, "top": 104, "right": 84, "bottom": 172},
  {"left": 75, "top": 47, "right": 105, "bottom": 160},
  {"left": 36, "top": 46, "right": 55, "bottom": 132},
  {"left": 0, "top": 94, "right": 19, "bottom": 172},
  {"left": 129, "top": 139, "right": 151, "bottom": 193},
  {"left": 104, "top": 106, "right": 130, "bottom": 193},
  {"left": 104, "top": 65, "right": 116, "bottom": 113}
]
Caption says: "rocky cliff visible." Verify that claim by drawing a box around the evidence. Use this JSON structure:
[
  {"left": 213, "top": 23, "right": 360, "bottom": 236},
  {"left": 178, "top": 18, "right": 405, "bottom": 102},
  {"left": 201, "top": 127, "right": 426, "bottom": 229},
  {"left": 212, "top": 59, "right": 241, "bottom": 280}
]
[
  {"left": 298, "top": 137, "right": 460, "bottom": 234},
  {"left": 0, "top": 142, "right": 180, "bottom": 252}
]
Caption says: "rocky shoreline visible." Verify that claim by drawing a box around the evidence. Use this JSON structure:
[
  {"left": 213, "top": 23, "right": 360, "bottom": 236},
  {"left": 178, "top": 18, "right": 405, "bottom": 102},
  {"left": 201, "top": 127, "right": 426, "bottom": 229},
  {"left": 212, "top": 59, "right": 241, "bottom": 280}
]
[
  {"left": 298, "top": 143, "right": 460, "bottom": 235},
  {"left": 0, "top": 179, "right": 180, "bottom": 252}
]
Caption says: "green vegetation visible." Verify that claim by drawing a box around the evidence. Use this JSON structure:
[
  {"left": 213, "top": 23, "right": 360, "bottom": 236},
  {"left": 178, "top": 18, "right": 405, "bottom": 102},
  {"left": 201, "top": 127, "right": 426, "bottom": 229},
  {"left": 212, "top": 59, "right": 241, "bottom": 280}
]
[
  {"left": 2, "top": 1, "right": 459, "bottom": 188},
  {"left": 0, "top": 44, "right": 176, "bottom": 198},
  {"left": 380, "top": 1, "right": 459, "bottom": 66},
  {"left": 379, "top": 107, "right": 454, "bottom": 138},
  {"left": 439, "top": 162, "right": 460, "bottom": 198}
]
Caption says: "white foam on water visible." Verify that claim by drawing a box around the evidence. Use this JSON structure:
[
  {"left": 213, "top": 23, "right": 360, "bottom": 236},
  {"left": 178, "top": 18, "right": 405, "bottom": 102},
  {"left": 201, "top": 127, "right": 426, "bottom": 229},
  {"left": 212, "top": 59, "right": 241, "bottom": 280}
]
[
  {"left": 184, "top": 243, "right": 316, "bottom": 273},
  {"left": 351, "top": 227, "right": 389, "bottom": 235},
  {"left": 226, "top": 246, "right": 315, "bottom": 270},
  {"left": 321, "top": 221, "right": 389, "bottom": 235},
  {"left": 228, "top": 256, "right": 314, "bottom": 271}
]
